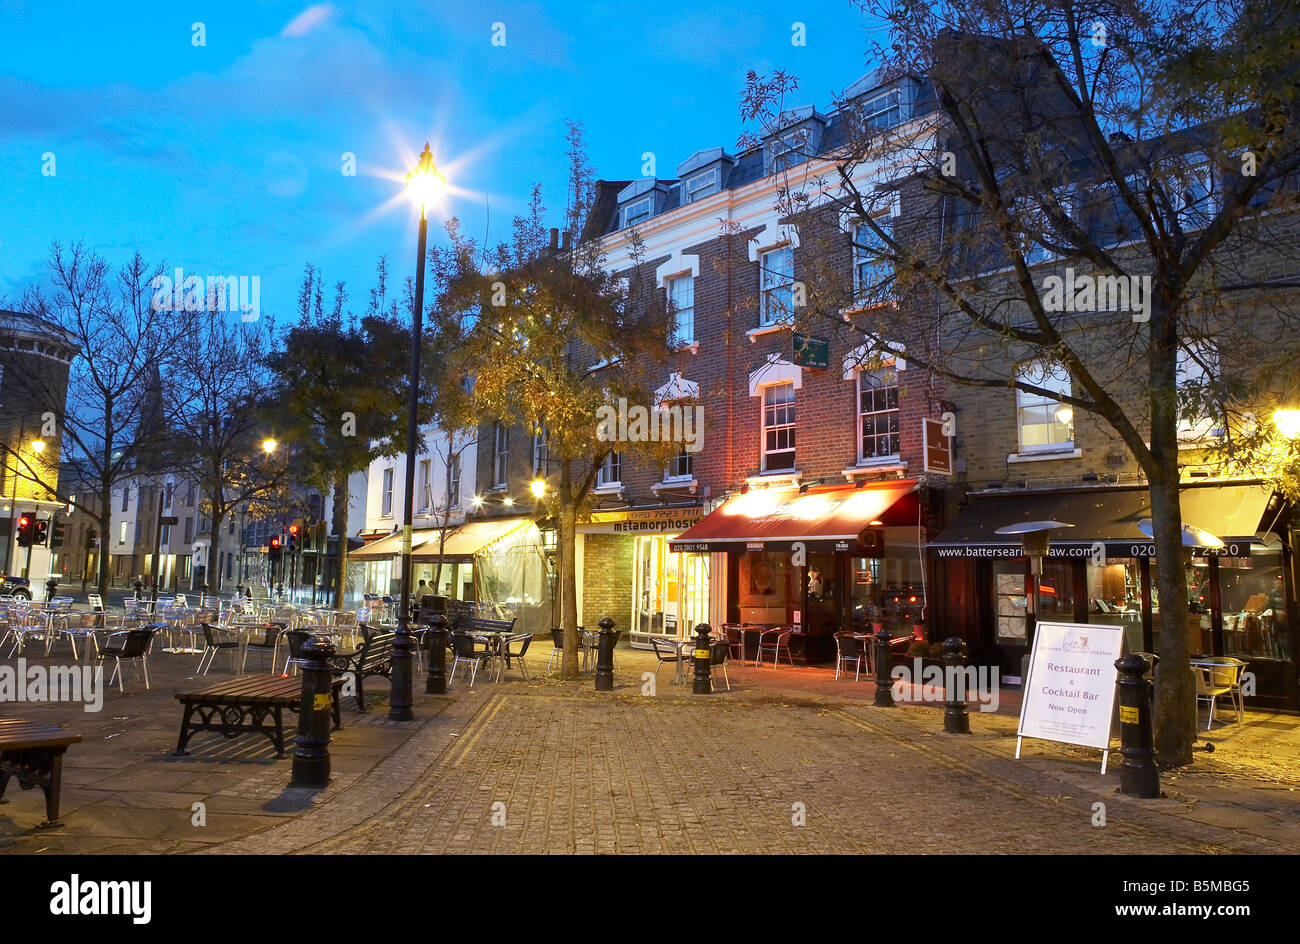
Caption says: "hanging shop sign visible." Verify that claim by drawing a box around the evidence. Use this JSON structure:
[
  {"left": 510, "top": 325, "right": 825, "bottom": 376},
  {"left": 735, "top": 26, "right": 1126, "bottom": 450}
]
[
  {"left": 792, "top": 332, "right": 830, "bottom": 370},
  {"left": 922, "top": 417, "right": 952, "bottom": 476}
]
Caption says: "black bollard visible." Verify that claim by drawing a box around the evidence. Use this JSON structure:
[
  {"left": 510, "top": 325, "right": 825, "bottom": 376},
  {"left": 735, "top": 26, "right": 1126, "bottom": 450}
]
[
  {"left": 942, "top": 636, "right": 970, "bottom": 734},
  {"left": 873, "top": 628, "right": 895, "bottom": 707},
  {"left": 692, "top": 623, "right": 713, "bottom": 694},
  {"left": 44, "top": 577, "right": 58, "bottom": 603},
  {"left": 1115, "top": 653, "right": 1161, "bottom": 798},
  {"left": 594, "top": 617, "right": 617, "bottom": 691},
  {"left": 290, "top": 635, "right": 337, "bottom": 788},
  {"left": 425, "top": 613, "right": 450, "bottom": 695}
]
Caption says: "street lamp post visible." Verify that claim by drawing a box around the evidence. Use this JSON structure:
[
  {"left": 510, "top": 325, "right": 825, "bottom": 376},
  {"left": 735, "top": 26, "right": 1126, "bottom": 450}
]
[{"left": 391, "top": 143, "right": 444, "bottom": 722}]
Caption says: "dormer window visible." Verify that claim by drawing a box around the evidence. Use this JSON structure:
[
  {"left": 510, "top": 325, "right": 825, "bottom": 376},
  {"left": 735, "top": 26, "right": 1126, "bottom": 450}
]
[
  {"left": 684, "top": 167, "right": 720, "bottom": 202},
  {"left": 770, "top": 129, "right": 809, "bottom": 171},
  {"left": 862, "top": 88, "right": 902, "bottom": 129},
  {"left": 617, "top": 178, "right": 669, "bottom": 230},
  {"left": 763, "top": 108, "right": 826, "bottom": 175},
  {"left": 622, "top": 197, "right": 653, "bottom": 228}
]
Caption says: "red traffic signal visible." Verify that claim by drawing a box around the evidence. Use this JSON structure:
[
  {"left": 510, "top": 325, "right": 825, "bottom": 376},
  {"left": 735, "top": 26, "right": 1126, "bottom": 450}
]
[
  {"left": 16, "top": 515, "right": 33, "bottom": 548},
  {"left": 33, "top": 519, "right": 48, "bottom": 545}
]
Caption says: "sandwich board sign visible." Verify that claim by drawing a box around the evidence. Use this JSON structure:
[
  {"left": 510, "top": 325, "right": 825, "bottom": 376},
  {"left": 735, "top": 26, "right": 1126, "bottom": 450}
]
[{"left": 1016, "top": 621, "right": 1125, "bottom": 773}]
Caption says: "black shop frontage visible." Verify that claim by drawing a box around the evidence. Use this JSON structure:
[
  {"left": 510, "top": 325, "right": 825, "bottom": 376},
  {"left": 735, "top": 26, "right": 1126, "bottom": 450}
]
[
  {"left": 928, "top": 481, "right": 1298, "bottom": 709},
  {"left": 669, "top": 479, "right": 931, "bottom": 665}
]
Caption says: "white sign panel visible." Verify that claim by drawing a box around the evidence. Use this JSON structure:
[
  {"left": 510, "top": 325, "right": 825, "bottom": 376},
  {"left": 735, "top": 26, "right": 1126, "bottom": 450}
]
[{"left": 1017, "top": 621, "right": 1125, "bottom": 752}]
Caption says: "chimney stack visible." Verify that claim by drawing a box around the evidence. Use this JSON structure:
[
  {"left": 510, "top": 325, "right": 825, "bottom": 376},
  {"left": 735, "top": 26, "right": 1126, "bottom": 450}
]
[
  {"left": 560, "top": 231, "right": 571, "bottom": 251},
  {"left": 549, "top": 228, "right": 559, "bottom": 250}
]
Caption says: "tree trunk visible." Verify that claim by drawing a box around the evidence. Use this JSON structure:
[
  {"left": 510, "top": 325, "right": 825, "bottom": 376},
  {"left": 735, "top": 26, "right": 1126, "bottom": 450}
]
[
  {"left": 1148, "top": 294, "right": 1196, "bottom": 767},
  {"left": 1149, "top": 464, "right": 1196, "bottom": 766},
  {"left": 559, "top": 459, "right": 580, "bottom": 679},
  {"left": 207, "top": 502, "right": 224, "bottom": 598},
  {"left": 97, "top": 479, "right": 112, "bottom": 600},
  {"left": 332, "top": 472, "right": 349, "bottom": 609}
]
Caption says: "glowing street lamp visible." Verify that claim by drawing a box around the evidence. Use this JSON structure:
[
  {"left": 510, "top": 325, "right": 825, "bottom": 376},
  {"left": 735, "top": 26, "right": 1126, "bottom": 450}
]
[
  {"left": 391, "top": 142, "right": 447, "bottom": 719},
  {"left": 530, "top": 478, "right": 546, "bottom": 499},
  {"left": 30, "top": 439, "right": 46, "bottom": 455},
  {"left": 262, "top": 438, "right": 278, "bottom": 454},
  {"left": 405, "top": 143, "right": 445, "bottom": 219},
  {"left": 1272, "top": 409, "right": 1300, "bottom": 440}
]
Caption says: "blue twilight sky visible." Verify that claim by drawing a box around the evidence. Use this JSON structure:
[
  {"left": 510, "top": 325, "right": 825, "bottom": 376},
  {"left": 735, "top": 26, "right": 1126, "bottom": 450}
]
[{"left": 0, "top": 1, "right": 887, "bottom": 323}]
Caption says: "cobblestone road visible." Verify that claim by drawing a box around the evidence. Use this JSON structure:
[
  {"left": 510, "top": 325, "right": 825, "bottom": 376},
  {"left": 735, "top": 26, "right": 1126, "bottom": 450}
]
[{"left": 256, "top": 686, "right": 1245, "bottom": 855}]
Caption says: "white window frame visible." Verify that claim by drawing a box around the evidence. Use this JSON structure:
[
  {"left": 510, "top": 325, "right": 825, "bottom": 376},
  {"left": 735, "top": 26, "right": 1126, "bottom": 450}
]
[
  {"left": 449, "top": 454, "right": 462, "bottom": 509},
  {"left": 119, "top": 521, "right": 128, "bottom": 546},
  {"left": 493, "top": 424, "right": 509, "bottom": 488},
  {"left": 417, "top": 459, "right": 432, "bottom": 512},
  {"left": 862, "top": 88, "right": 902, "bottom": 128},
  {"left": 1015, "top": 362, "right": 1075, "bottom": 454},
  {"left": 532, "top": 429, "right": 548, "bottom": 476},
  {"left": 1176, "top": 340, "right": 1221, "bottom": 443},
  {"left": 596, "top": 452, "right": 623, "bottom": 488},
  {"left": 684, "top": 167, "right": 719, "bottom": 202},
  {"left": 667, "top": 273, "right": 695, "bottom": 347},
  {"left": 857, "top": 368, "right": 901, "bottom": 463},
  {"left": 759, "top": 246, "right": 795, "bottom": 327},
  {"left": 621, "top": 197, "right": 653, "bottom": 228},
  {"left": 770, "top": 129, "right": 808, "bottom": 171},
  {"left": 666, "top": 446, "right": 694, "bottom": 482},
  {"left": 381, "top": 467, "right": 394, "bottom": 517},
  {"left": 761, "top": 381, "right": 797, "bottom": 472},
  {"left": 852, "top": 193, "right": 900, "bottom": 303}
]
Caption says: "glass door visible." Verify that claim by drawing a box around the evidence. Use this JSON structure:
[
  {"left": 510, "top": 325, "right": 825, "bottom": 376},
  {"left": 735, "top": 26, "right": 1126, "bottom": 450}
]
[{"left": 631, "top": 538, "right": 711, "bottom": 647}]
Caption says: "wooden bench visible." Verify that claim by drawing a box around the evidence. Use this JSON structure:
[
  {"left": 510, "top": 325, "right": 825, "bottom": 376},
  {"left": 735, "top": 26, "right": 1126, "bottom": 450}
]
[
  {"left": 173, "top": 674, "right": 345, "bottom": 757},
  {"left": 0, "top": 719, "right": 82, "bottom": 827},
  {"left": 331, "top": 632, "right": 394, "bottom": 712}
]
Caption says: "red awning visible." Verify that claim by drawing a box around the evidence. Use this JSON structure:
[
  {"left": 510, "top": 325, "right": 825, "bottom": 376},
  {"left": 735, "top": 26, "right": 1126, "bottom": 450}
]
[{"left": 668, "top": 480, "right": 917, "bottom": 553}]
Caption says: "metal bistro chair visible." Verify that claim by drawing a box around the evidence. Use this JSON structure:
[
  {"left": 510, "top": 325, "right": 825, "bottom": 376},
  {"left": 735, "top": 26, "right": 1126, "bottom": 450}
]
[
  {"left": 241, "top": 623, "right": 283, "bottom": 673},
  {"left": 1194, "top": 658, "right": 1247, "bottom": 730},
  {"left": 281, "top": 629, "right": 314, "bottom": 677},
  {"left": 546, "top": 627, "right": 565, "bottom": 672},
  {"left": 709, "top": 640, "right": 731, "bottom": 692},
  {"left": 755, "top": 626, "right": 794, "bottom": 668},
  {"left": 496, "top": 633, "right": 533, "bottom": 682},
  {"left": 196, "top": 622, "right": 241, "bottom": 675},
  {"left": 449, "top": 632, "right": 496, "bottom": 688},
  {"left": 97, "top": 626, "right": 160, "bottom": 693},
  {"left": 834, "top": 632, "right": 866, "bottom": 681},
  {"left": 650, "top": 637, "right": 684, "bottom": 683},
  {"left": 53, "top": 611, "right": 103, "bottom": 661},
  {"left": 723, "top": 624, "right": 745, "bottom": 663}
]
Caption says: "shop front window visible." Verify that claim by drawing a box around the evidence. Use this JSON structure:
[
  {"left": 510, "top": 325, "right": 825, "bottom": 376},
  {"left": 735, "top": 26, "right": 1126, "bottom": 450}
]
[
  {"left": 849, "top": 551, "right": 925, "bottom": 636},
  {"left": 630, "top": 536, "right": 709, "bottom": 644},
  {"left": 1219, "top": 546, "right": 1289, "bottom": 661},
  {"left": 1086, "top": 557, "right": 1145, "bottom": 653}
]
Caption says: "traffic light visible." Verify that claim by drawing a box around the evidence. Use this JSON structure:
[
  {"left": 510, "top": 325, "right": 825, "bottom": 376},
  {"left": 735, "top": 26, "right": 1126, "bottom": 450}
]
[
  {"left": 269, "top": 535, "right": 282, "bottom": 561},
  {"left": 51, "top": 518, "right": 67, "bottom": 548},
  {"left": 33, "top": 519, "right": 48, "bottom": 546},
  {"left": 288, "top": 519, "right": 302, "bottom": 552},
  {"left": 16, "top": 514, "right": 32, "bottom": 548},
  {"left": 313, "top": 520, "right": 328, "bottom": 554}
]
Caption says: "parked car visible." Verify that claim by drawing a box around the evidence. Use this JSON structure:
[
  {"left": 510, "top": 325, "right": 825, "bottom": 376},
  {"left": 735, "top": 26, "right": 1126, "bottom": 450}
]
[{"left": 0, "top": 575, "right": 32, "bottom": 599}]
